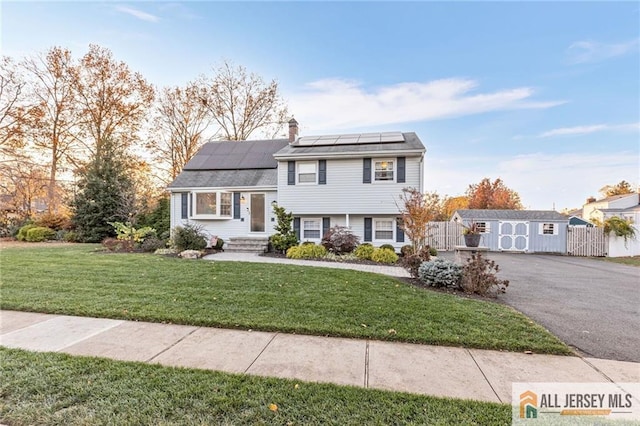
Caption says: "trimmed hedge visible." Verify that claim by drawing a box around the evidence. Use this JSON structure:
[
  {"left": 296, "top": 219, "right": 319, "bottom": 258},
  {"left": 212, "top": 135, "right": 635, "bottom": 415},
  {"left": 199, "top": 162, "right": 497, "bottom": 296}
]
[{"left": 25, "top": 226, "right": 56, "bottom": 242}]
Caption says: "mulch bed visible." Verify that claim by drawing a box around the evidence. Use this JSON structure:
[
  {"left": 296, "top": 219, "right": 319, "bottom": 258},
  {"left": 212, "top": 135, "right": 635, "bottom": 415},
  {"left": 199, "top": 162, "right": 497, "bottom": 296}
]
[{"left": 259, "top": 251, "right": 403, "bottom": 267}]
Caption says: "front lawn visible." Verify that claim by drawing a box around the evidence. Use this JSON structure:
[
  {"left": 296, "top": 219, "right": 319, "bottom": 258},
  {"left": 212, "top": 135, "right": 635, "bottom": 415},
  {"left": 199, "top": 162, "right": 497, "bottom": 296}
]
[
  {"left": 0, "top": 245, "right": 570, "bottom": 354},
  {"left": 597, "top": 256, "right": 640, "bottom": 267},
  {"left": 0, "top": 348, "right": 510, "bottom": 425}
]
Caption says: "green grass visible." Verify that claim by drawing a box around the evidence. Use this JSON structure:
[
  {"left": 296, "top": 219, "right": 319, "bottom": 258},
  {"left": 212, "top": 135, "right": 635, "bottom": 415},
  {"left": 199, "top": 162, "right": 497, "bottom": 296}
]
[
  {"left": 597, "top": 256, "right": 640, "bottom": 267},
  {"left": 0, "top": 348, "right": 510, "bottom": 425},
  {"left": 0, "top": 245, "right": 570, "bottom": 354}
]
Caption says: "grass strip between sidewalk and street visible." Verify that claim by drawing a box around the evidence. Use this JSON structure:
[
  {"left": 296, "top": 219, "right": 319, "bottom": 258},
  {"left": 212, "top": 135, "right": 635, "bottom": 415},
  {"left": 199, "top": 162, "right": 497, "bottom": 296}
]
[
  {"left": 0, "top": 245, "right": 571, "bottom": 354},
  {"left": 0, "top": 348, "right": 510, "bottom": 425}
]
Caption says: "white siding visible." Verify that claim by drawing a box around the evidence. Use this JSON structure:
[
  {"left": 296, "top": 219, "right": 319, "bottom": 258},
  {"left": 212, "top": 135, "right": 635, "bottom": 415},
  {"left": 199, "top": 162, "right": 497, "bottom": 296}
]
[
  {"left": 297, "top": 214, "right": 409, "bottom": 251},
  {"left": 169, "top": 190, "right": 278, "bottom": 243},
  {"left": 277, "top": 156, "right": 422, "bottom": 215}
]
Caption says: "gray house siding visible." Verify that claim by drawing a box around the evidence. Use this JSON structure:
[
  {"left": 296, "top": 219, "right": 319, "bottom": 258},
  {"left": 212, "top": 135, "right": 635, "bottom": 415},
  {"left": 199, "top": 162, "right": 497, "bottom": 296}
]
[{"left": 277, "top": 156, "right": 422, "bottom": 215}]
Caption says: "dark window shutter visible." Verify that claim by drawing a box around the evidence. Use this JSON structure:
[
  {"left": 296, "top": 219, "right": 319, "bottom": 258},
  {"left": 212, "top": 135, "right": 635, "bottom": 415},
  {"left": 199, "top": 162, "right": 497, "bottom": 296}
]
[
  {"left": 318, "top": 160, "right": 326, "bottom": 185},
  {"left": 363, "top": 158, "right": 371, "bottom": 184},
  {"left": 322, "top": 217, "right": 330, "bottom": 237},
  {"left": 293, "top": 217, "right": 301, "bottom": 240},
  {"left": 233, "top": 192, "right": 241, "bottom": 219},
  {"left": 397, "top": 156, "right": 406, "bottom": 183},
  {"left": 396, "top": 219, "right": 405, "bottom": 243},
  {"left": 364, "top": 217, "right": 372, "bottom": 242},
  {"left": 288, "top": 161, "right": 296, "bottom": 185},
  {"left": 181, "top": 193, "right": 188, "bottom": 219},
  {"left": 189, "top": 193, "right": 193, "bottom": 216}
]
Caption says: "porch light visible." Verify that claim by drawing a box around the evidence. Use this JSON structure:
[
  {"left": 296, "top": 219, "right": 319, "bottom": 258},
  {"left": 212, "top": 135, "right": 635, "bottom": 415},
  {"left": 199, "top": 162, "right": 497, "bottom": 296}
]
[{"left": 240, "top": 195, "right": 246, "bottom": 204}]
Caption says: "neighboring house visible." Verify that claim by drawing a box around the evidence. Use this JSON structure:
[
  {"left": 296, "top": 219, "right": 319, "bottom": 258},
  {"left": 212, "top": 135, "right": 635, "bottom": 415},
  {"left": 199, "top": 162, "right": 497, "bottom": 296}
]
[
  {"left": 168, "top": 120, "right": 426, "bottom": 250},
  {"left": 582, "top": 193, "right": 640, "bottom": 225},
  {"left": 451, "top": 209, "right": 569, "bottom": 254}
]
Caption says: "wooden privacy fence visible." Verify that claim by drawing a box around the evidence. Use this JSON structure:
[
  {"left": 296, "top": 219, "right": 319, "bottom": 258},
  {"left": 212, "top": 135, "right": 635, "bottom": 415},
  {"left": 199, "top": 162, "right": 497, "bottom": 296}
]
[
  {"left": 566, "top": 226, "right": 608, "bottom": 257},
  {"left": 425, "top": 222, "right": 464, "bottom": 251}
]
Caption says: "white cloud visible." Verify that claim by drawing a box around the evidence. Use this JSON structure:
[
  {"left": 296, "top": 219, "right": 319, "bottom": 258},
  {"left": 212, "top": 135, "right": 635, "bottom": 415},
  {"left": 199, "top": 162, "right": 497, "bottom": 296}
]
[
  {"left": 115, "top": 6, "right": 160, "bottom": 23},
  {"left": 539, "top": 122, "right": 639, "bottom": 138},
  {"left": 567, "top": 39, "right": 639, "bottom": 64},
  {"left": 287, "top": 78, "right": 564, "bottom": 133},
  {"left": 424, "top": 152, "right": 638, "bottom": 211}
]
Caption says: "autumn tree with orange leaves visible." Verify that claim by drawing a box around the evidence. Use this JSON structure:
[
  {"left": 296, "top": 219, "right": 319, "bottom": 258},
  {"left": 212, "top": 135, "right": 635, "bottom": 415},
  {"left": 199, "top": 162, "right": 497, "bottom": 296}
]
[
  {"left": 397, "top": 188, "right": 443, "bottom": 253},
  {"left": 72, "top": 44, "right": 155, "bottom": 158},
  {"left": 21, "top": 47, "right": 81, "bottom": 214},
  {"left": 466, "top": 178, "right": 522, "bottom": 210}
]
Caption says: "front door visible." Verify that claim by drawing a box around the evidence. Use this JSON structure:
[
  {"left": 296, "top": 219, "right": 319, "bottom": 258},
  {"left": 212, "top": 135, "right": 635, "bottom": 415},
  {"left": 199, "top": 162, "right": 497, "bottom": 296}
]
[
  {"left": 250, "top": 194, "right": 265, "bottom": 232},
  {"left": 499, "top": 221, "right": 529, "bottom": 251}
]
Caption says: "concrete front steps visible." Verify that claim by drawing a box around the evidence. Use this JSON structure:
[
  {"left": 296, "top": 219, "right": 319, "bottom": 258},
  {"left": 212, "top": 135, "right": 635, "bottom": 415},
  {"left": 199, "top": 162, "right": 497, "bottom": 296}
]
[{"left": 224, "top": 237, "right": 269, "bottom": 253}]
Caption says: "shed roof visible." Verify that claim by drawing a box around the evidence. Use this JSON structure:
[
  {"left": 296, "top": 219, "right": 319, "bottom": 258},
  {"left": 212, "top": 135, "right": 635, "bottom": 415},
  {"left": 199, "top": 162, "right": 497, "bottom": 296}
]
[
  {"left": 454, "top": 209, "right": 568, "bottom": 221},
  {"left": 168, "top": 169, "right": 277, "bottom": 189},
  {"left": 183, "top": 139, "right": 289, "bottom": 171}
]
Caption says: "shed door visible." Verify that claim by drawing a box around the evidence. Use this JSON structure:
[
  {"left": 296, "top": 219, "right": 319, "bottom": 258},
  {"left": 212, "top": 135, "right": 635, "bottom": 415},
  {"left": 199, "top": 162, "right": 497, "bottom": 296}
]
[{"left": 498, "top": 221, "right": 529, "bottom": 252}]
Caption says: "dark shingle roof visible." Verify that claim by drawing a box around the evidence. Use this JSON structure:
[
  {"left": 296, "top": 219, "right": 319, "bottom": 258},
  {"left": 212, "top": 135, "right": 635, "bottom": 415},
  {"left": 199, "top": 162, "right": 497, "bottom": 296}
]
[
  {"left": 455, "top": 209, "right": 568, "bottom": 221},
  {"left": 273, "top": 132, "right": 425, "bottom": 158},
  {"left": 183, "top": 139, "right": 289, "bottom": 171},
  {"left": 168, "top": 169, "right": 277, "bottom": 189}
]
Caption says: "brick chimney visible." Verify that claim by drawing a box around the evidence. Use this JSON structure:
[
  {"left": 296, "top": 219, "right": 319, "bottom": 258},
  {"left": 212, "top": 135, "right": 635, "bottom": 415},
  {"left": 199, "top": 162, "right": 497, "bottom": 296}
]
[
  {"left": 586, "top": 196, "right": 596, "bottom": 204},
  {"left": 288, "top": 118, "right": 298, "bottom": 143}
]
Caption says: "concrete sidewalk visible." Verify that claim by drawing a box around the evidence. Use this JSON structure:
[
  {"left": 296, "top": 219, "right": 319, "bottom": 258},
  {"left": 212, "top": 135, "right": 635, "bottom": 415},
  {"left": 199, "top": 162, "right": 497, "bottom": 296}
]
[
  {"left": 2, "top": 310, "right": 638, "bottom": 403},
  {"left": 203, "top": 251, "right": 411, "bottom": 278}
]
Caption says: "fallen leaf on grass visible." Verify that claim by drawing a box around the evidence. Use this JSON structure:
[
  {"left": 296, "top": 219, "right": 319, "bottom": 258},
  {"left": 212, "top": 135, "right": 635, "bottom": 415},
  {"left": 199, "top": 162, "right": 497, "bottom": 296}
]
[
  {"left": 388, "top": 329, "right": 397, "bottom": 335},
  {"left": 361, "top": 323, "right": 367, "bottom": 328},
  {"left": 294, "top": 383, "right": 299, "bottom": 389},
  {"left": 269, "top": 403, "right": 278, "bottom": 412}
]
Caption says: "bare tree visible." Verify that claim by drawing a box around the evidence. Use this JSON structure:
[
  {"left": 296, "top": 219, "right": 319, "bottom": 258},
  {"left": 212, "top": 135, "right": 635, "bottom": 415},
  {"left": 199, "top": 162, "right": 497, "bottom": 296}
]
[
  {"left": 150, "top": 82, "right": 212, "bottom": 180},
  {"left": 0, "top": 56, "right": 28, "bottom": 154},
  {"left": 0, "top": 159, "right": 49, "bottom": 218},
  {"left": 21, "top": 47, "right": 82, "bottom": 213},
  {"left": 200, "top": 60, "right": 289, "bottom": 141},
  {"left": 72, "top": 44, "right": 155, "bottom": 157}
]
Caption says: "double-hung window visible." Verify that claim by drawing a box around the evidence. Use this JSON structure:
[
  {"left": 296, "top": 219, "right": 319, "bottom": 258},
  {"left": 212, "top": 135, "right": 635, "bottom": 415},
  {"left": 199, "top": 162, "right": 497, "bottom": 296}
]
[
  {"left": 374, "top": 160, "right": 394, "bottom": 181},
  {"left": 193, "top": 192, "right": 233, "bottom": 218},
  {"left": 298, "top": 162, "right": 317, "bottom": 184},
  {"left": 303, "top": 219, "right": 321, "bottom": 239},
  {"left": 375, "top": 220, "right": 394, "bottom": 240}
]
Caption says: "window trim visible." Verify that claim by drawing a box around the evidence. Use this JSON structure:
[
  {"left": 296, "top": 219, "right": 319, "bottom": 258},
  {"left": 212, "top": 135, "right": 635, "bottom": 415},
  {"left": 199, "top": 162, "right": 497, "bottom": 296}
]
[
  {"left": 373, "top": 158, "right": 395, "bottom": 183},
  {"left": 297, "top": 161, "right": 318, "bottom": 185},
  {"left": 191, "top": 191, "right": 233, "bottom": 219},
  {"left": 302, "top": 217, "right": 322, "bottom": 241},
  {"left": 540, "top": 223, "right": 558, "bottom": 235},
  {"left": 373, "top": 219, "right": 394, "bottom": 241},
  {"left": 476, "top": 222, "right": 490, "bottom": 234}
]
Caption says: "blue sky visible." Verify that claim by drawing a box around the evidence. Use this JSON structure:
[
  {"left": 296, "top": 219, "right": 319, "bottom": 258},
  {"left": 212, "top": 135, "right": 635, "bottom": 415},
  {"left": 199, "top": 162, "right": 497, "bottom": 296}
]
[{"left": 2, "top": 1, "right": 638, "bottom": 210}]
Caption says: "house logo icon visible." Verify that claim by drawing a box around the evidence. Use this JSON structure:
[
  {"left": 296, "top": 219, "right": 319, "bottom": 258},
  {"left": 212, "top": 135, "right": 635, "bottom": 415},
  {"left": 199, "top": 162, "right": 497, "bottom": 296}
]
[{"left": 520, "top": 390, "right": 538, "bottom": 418}]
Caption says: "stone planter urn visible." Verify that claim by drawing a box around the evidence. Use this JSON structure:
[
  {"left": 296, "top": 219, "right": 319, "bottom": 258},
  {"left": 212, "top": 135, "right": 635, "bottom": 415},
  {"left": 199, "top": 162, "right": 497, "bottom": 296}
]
[{"left": 464, "top": 233, "right": 481, "bottom": 248}]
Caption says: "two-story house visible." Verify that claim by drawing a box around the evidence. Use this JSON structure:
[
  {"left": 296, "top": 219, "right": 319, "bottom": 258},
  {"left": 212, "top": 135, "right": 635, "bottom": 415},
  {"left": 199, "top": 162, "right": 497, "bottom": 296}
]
[
  {"left": 582, "top": 193, "right": 640, "bottom": 225},
  {"left": 167, "top": 120, "right": 426, "bottom": 251}
]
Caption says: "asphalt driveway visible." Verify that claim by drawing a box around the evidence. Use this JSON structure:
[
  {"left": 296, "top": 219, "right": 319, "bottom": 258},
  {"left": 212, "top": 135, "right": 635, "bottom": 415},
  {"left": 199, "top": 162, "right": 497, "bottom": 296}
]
[{"left": 450, "top": 253, "right": 639, "bottom": 362}]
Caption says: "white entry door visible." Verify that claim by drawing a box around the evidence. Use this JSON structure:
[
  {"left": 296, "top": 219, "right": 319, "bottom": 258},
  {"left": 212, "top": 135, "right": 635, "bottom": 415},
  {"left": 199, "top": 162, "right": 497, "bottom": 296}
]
[{"left": 499, "top": 221, "right": 529, "bottom": 251}]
